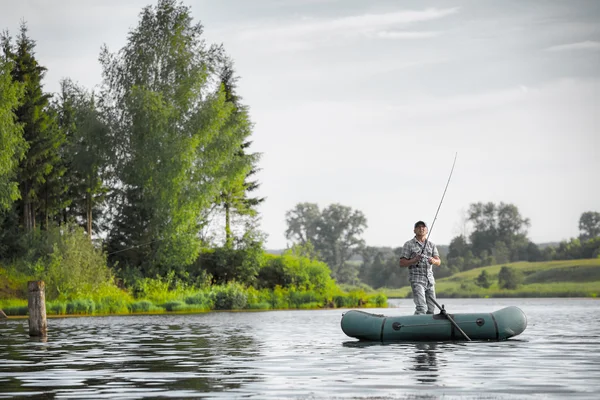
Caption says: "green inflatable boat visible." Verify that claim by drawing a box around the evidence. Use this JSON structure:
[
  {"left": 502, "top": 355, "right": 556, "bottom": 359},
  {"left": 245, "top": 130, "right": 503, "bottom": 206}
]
[{"left": 341, "top": 306, "right": 527, "bottom": 342}]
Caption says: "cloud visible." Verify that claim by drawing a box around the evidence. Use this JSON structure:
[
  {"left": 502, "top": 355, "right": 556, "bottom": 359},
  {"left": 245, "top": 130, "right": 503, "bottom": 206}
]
[
  {"left": 233, "top": 7, "right": 458, "bottom": 50},
  {"left": 544, "top": 40, "right": 600, "bottom": 52},
  {"left": 374, "top": 30, "right": 440, "bottom": 39}
]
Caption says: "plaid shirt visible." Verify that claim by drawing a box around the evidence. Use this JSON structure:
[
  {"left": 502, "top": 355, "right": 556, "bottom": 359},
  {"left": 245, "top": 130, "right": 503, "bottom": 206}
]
[{"left": 400, "top": 237, "right": 439, "bottom": 285}]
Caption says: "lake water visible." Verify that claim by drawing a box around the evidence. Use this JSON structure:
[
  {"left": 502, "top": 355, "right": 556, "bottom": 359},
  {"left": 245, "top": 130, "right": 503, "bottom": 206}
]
[{"left": 1, "top": 298, "right": 599, "bottom": 399}]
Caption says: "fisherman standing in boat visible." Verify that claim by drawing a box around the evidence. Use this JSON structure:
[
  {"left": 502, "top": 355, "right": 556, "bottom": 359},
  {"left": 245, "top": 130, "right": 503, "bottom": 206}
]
[{"left": 399, "top": 221, "right": 441, "bottom": 315}]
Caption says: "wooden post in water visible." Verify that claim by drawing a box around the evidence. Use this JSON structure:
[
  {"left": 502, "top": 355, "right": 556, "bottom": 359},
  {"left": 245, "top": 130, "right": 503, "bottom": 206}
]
[{"left": 28, "top": 281, "right": 47, "bottom": 337}]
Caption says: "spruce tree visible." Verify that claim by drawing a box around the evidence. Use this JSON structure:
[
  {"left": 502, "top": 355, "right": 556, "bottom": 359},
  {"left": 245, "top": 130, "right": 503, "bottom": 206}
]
[
  {"left": 0, "top": 56, "right": 25, "bottom": 211},
  {"left": 217, "top": 59, "right": 264, "bottom": 248},
  {"left": 1, "top": 23, "right": 64, "bottom": 232}
]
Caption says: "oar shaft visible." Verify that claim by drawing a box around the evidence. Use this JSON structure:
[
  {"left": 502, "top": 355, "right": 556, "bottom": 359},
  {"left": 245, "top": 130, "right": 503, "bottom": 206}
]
[{"left": 430, "top": 297, "right": 471, "bottom": 341}]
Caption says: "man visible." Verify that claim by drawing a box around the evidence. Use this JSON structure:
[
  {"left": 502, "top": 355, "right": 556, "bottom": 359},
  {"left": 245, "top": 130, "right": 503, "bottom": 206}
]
[{"left": 399, "top": 221, "right": 441, "bottom": 315}]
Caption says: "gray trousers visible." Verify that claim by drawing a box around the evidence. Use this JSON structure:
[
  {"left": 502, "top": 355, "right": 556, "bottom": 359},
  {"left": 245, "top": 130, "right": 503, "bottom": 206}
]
[{"left": 411, "top": 281, "right": 437, "bottom": 315}]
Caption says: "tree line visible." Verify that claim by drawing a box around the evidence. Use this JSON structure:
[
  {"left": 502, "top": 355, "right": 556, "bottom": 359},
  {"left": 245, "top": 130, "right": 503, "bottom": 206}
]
[
  {"left": 0, "top": 0, "right": 271, "bottom": 298},
  {"left": 283, "top": 201, "right": 600, "bottom": 288}
]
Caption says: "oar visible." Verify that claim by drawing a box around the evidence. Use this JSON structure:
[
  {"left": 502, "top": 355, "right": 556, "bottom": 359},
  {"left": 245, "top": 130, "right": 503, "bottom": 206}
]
[{"left": 430, "top": 298, "right": 471, "bottom": 341}]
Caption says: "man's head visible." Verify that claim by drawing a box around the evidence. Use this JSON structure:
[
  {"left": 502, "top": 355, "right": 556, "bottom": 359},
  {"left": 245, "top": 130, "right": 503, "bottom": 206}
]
[{"left": 414, "top": 220, "right": 428, "bottom": 236}]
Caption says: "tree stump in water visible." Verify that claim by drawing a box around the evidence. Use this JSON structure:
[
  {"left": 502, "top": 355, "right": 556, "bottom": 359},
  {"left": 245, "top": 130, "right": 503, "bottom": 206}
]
[{"left": 28, "top": 281, "right": 47, "bottom": 337}]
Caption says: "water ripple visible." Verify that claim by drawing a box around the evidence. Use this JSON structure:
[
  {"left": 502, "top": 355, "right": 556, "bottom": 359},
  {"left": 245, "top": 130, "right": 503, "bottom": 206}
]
[{"left": 1, "top": 298, "right": 599, "bottom": 399}]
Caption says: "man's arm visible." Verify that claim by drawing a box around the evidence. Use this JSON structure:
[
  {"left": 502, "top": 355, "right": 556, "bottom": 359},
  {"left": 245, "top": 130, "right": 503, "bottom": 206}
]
[
  {"left": 399, "top": 256, "right": 419, "bottom": 267},
  {"left": 428, "top": 244, "right": 441, "bottom": 266}
]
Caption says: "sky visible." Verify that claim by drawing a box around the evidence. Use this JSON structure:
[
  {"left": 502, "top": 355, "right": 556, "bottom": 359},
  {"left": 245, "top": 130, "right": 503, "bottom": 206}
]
[{"left": 1, "top": 0, "right": 598, "bottom": 250}]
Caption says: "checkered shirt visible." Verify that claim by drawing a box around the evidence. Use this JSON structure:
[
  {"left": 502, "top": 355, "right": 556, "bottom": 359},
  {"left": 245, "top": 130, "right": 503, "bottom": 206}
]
[{"left": 400, "top": 237, "right": 439, "bottom": 285}]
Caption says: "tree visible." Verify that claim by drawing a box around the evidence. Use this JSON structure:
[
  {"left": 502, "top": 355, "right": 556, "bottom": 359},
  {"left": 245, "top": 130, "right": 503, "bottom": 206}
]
[
  {"left": 50, "top": 79, "right": 111, "bottom": 236},
  {"left": 318, "top": 204, "right": 367, "bottom": 280},
  {"left": 101, "top": 0, "right": 251, "bottom": 276},
  {"left": 215, "top": 58, "right": 263, "bottom": 248},
  {"left": 579, "top": 211, "right": 600, "bottom": 241},
  {"left": 2, "top": 23, "right": 63, "bottom": 232},
  {"left": 0, "top": 56, "right": 25, "bottom": 210},
  {"left": 285, "top": 202, "right": 321, "bottom": 246},
  {"left": 497, "top": 266, "right": 523, "bottom": 290},
  {"left": 475, "top": 270, "right": 491, "bottom": 288},
  {"left": 468, "top": 202, "right": 530, "bottom": 261},
  {"left": 284, "top": 202, "right": 367, "bottom": 281}
]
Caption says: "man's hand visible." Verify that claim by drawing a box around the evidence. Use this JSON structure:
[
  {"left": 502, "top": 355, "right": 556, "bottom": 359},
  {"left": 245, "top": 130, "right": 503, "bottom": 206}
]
[{"left": 428, "top": 256, "right": 441, "bottom": 266}]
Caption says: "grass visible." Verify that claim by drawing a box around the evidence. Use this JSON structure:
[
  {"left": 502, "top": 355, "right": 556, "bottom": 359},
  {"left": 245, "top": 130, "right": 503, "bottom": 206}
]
[{"left": 382, "top": 258, "right": 600, "bottom": 298}]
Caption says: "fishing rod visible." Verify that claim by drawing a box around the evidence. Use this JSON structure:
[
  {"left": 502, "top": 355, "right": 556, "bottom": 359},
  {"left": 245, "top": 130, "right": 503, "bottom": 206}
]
[
  {"left": 420, "top": 152, "right": 457, "bottom": 255},
  {"left": 419, "top": 152, "right": 471, "bottom": 341}
]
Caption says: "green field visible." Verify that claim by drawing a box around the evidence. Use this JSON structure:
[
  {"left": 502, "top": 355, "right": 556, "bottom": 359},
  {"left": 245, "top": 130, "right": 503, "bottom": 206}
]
[{"left": 382, "top": 258, "right": 600, "bottom": 298}]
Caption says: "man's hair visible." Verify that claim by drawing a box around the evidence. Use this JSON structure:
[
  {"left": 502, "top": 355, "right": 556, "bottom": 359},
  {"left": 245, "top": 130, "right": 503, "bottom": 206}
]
[{"left": 414, "top": 221, "right": 427, "bottom": 228}]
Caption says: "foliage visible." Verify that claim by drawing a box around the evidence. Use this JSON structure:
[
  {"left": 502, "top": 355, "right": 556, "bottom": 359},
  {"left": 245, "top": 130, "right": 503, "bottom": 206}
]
[
  {"left": 553, "top": 237, "right": 600, "bottom": 260},
  {"left": 214, "top": 58, "right": 263, "bottom": 247},
  {"left": 382, "top": 259, "right": 600, "bottom": 298},
  {"left": 9, "top": 223, "right": 112, "bottom": 300},
  {"left": 102, "top": 0, "right": 249, "bottom": 277},
  {"left": 579, "top": 211, "right": 600, "bottom": 240},
  {"left": 0, "top": 57, "right": 25, "bottom": 211},
  {"left": 285, "top": 202, "right": 367, "bottom": 282},
  {"left": 497, "top": 266, "right": 523, "bottom": 290},
  {"left": 468, "top": 202, "right": 530, "bottom": 260},
  {"left": 1, "top": 23, "right": 64, "bottom": 233},
  {"left": 475, "top": 270, "right": 491, "bottom": 288},
  {"left": 359, "top": 246, "right": 409, "bottom": 289},
  {"left": 209, "top": 282, "right": 248, "bottom": 310},
  {"left": 256, "top": 248, "right": 335, "bottom": 293},
  {"left": 196, "top": 231, "right": 265, "bottom": 286},
  {"left": 50, "top": 79, "right": 111, "bottom": 236}
]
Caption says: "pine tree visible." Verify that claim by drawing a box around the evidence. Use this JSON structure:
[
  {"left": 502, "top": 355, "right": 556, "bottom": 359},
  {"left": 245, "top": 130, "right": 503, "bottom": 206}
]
[
  {"left": 1, "top": 23, "right": 64, "bottom": 232},
  {"left": 51, "top": 79, "right": 110, "bottom": 236},
  {"left": 217, "top": 59, "right": 264, "bottom": 248},
  {"left": 0, "top": 56, "right": 26, "bottom": 211}
]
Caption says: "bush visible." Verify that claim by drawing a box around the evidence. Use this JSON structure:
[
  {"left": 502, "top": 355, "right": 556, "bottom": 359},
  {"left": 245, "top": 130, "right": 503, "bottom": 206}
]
[
  {"left": 210, "top": 282, "right": 248, "bottom": 310},
  {"left": 498, "top": 266, "right": 523, "bottom": 290},
  {"left": 257, "top": 252, "right": 334, "bottom": 293},
  {"left": 14, "top": 223, "right": 113, "bottom": 301},
  {"left": 475, "top": 270, "right": 491, "bottom": 288}
]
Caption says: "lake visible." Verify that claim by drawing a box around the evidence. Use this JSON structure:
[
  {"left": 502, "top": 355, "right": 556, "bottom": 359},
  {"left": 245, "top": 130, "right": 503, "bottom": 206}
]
[{"left": 1, "top": 298, "right": 599, "bottom": 399}]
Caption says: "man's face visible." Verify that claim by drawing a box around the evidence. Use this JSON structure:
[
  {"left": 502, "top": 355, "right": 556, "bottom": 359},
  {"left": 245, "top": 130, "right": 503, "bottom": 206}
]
[{"left": 414, "top": 225, "right": 428, "bottom": 236}]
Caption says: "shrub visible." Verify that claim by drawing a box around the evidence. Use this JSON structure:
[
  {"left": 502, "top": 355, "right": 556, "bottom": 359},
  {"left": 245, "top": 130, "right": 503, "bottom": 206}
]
[
  {"left": 498, "top": 266, "right": 523, "bottom": 289},
  {"left": 14, "top": 223, "right": 113, "bottom": 301},
  {"left": 475, "top": 270, "right": 491, "bottom": 288},
  {"left": 210, "top": 282, "right": 248, "bottom": 310}
]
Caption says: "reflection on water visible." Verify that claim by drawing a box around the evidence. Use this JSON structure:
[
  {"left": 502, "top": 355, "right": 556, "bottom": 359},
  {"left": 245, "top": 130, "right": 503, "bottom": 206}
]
[
  {"left": 1, "top": 299, "right": 600, "bottom": 399},
  {"left": 411, "top": 343, "right": 439, "bottom": 384}
]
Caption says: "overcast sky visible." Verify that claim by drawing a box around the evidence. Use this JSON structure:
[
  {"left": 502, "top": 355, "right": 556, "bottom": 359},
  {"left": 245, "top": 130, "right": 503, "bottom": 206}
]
[{"left": 1, "top": 0, "right": 598, "bottom": 249}]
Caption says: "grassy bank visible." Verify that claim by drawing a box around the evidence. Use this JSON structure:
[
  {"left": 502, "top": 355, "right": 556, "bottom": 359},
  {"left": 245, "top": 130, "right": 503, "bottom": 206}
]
[
  {"left": 0, "top": 266, "right": 387, "bottom": 317},
  {"left": 382, "top": 258, "right": 600, "bottom": 298}
]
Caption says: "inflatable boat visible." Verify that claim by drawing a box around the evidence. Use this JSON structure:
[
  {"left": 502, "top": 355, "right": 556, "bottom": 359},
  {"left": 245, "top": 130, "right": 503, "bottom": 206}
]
[{"left": 341, "top": 306, "right": 527, "bottom": 342}]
